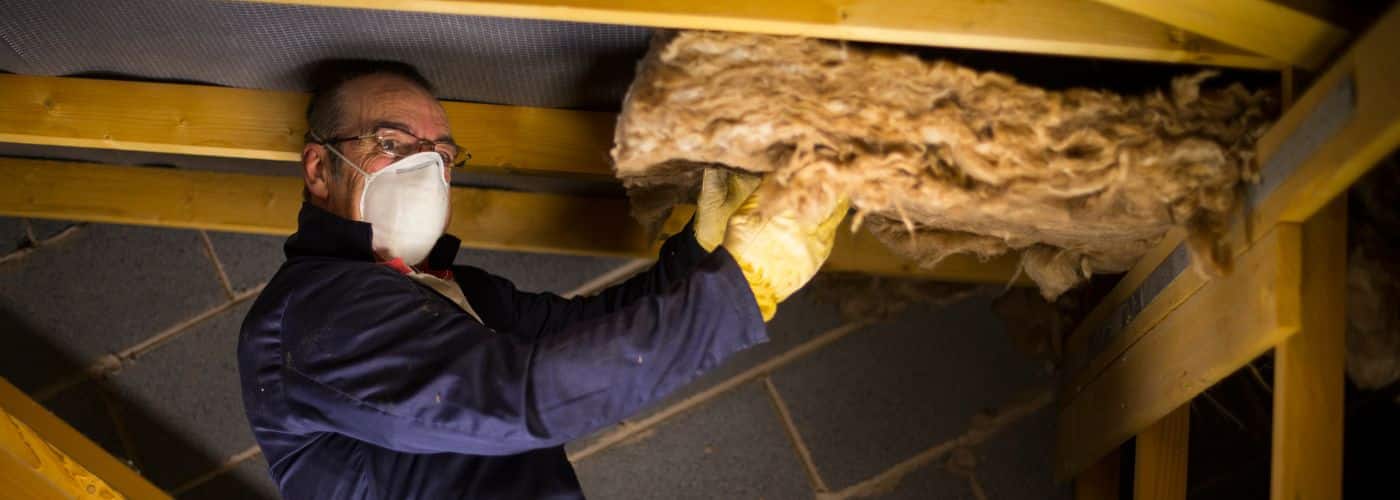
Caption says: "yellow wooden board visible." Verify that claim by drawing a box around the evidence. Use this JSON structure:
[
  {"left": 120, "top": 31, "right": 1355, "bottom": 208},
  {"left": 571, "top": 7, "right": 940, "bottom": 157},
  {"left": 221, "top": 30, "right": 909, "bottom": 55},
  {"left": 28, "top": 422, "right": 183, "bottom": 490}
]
[
  {"left": 1, "top": 411, "right": 124, "bottom": 499},
  {"left": 0, "top": 378, "right": 169, "bottom": 499},
  {"left": 0, "top": 73, "right": 615, "bottom": 177},
  {"left": 1093, "top": 0, "right": 1346, "bottom": 69},
  {"left": 1134, "top": 403, "right": 1189, "bottom": 500},
  {"left": 0, "top": 158, "right": 1024, "bottom": 283},
  {"left": 1056, "top": 223, "right": 1302, "bottom": 479},
  {"left": 1270, "top": 199, "right": 1345, "bottom": 500},
  {"left": 1258, "top": 14, "right": 1400, "bottom": 230},
  {"left": 242, "top": 0, "right": 1278, "bottom": 69}
]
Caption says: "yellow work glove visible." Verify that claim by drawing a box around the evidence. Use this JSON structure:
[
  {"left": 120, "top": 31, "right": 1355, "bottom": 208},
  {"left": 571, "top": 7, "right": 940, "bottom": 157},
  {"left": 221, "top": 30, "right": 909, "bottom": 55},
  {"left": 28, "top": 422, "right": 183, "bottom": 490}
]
[
  {"left": 693, "top": 168, "right": 761, "bottom": 252},
  {"left": 722, "top": 178, "right": 849, "bottom": 321}
]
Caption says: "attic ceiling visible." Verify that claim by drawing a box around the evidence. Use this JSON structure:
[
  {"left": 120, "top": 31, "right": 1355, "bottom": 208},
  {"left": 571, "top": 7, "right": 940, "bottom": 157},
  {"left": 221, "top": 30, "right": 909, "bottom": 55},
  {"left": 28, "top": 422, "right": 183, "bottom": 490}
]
[
  {"left": 0, "top": 0, "right": 1346, "bottom": 285},
  {"left": 0, "top": 0, "right": 1325, "bottom": 116},
  {"left": 0, "top": 0, "right": 651, "bottom": 110},
  {"left": 0, "top": 0, "right": 1285, "bottom": 213}
]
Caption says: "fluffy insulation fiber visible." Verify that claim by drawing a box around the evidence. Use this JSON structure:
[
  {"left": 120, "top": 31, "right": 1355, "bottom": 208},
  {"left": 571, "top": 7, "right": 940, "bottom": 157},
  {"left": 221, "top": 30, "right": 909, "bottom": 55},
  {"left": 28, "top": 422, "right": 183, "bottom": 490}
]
[{"left": 612, "top": 31, "right": 1275, "bottom": 298}]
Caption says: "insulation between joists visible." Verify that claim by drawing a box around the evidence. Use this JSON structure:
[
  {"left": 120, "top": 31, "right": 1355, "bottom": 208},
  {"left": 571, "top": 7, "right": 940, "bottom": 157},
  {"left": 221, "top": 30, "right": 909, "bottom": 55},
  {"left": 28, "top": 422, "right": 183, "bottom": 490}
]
[{"left": 612, "top": 31, "right": 1275, "bottom": 298}]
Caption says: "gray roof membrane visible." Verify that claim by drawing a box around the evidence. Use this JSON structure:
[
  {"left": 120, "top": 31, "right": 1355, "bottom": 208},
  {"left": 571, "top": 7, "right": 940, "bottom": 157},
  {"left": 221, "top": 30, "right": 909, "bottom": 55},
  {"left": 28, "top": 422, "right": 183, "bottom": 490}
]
[{"left": 0, "top": 0, "right": 651, "bottom": 110}]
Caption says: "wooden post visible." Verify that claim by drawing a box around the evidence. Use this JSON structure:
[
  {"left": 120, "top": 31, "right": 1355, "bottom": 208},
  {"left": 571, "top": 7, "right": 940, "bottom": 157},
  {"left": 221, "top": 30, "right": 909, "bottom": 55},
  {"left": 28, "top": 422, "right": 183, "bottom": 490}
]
[
  {"left": 0, "top": 378, "right": 169, "bottom": 499},
  {"left": 1056, "top": 224, "right": 1302, "bottom": 480},
  {"left": 1134, "top": 403, "right": 1190, "bottom": 500},
  {"left": 1270, "top": 198, "right": 1346, "bottom": 500}
]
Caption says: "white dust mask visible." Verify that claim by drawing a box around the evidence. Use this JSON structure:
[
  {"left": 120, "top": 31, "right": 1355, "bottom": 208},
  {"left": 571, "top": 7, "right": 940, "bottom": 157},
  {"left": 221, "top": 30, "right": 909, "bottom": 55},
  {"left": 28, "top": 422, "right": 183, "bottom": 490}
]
[{"left": 331, "top": 148, "right": 450, "bottom": 266}]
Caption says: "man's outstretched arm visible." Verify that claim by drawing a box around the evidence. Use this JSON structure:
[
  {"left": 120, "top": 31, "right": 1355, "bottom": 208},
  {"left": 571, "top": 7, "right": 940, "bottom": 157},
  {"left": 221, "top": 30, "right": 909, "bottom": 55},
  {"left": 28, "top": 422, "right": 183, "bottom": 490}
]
[
  {"left": 279, "top": 248, "right": 765, "bottom": 457},
  {"left": 452, "top": 221, "right": 711, "bottom": 340},
  {"left": 454, "top": 169, "right": 765, "bottom": 340}
]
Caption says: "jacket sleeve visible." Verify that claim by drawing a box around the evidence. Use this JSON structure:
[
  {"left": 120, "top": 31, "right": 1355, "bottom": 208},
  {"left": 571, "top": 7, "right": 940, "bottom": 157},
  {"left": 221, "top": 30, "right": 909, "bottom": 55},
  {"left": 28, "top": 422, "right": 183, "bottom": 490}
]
[
  {"left": 453, "top": 222, "right": 713, "bottom": 340},
  {"left": 280, "top": 248, "right": 766, "bottom": 456}
]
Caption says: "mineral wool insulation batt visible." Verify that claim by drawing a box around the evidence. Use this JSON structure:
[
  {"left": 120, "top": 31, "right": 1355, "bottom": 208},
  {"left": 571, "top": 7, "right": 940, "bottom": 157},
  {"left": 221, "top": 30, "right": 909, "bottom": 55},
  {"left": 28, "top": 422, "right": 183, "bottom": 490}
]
[{"left": 612, "top": 31, "right": 1276, "bottom": 299}]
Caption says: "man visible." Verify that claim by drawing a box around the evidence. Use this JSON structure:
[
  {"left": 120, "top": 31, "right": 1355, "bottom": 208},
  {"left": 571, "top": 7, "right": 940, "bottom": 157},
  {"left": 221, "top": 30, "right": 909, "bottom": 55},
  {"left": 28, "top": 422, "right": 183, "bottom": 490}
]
[{"left": 238, "top": 60, "right": 845, "bottom": 499}]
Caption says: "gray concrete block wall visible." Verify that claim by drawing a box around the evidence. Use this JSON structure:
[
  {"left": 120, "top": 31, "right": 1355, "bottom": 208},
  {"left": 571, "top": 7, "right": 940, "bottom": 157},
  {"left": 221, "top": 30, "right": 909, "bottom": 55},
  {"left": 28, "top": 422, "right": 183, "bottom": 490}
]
[
  {"left": 0, "top": 218, "right": 26, "bottom": 254},
  {"left": 0, "top": 219, "right": 283, "bottom": 497},
  {"left": 569, "top": 286, "right": 1066, "bottom": 500},
  {"left": 0, "top": 223, "right": 230, "bottom": 362},
  {"left": 43, "top": 379, "right": 130, "bottom": 460},
  {"left": 182, "top": 453, "right": 279, "bottom": 500},
  {"left": 204, "top": 232, "right": 285, "bottom": 294},
  {"left": 103, "top": 301, "right": 257, "bottom": 489},
  {"left": 0, "top": 215, "right": 1068, "bottom": 500},
  {"left": 575, "top": 383, "right": 812, "bottom": 500},
  {"left": 455, "top": 247, "right": 635, "bottom": 294},
  {"left": 768, "top": 295, "right": 1048, "bottom": 489}
]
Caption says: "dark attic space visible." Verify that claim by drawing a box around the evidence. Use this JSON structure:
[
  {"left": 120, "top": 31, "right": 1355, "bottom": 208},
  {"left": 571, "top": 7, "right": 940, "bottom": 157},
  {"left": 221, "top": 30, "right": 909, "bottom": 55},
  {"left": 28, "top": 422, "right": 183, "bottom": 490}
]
[{"left": 1, "top": 1, "right": 1397, "bottom": 499}]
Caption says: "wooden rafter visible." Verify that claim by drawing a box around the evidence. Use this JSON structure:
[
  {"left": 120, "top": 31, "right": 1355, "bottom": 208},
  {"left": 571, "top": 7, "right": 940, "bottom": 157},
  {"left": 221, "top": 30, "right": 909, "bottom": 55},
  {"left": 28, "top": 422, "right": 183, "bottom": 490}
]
[
  {"left": 0, "top": 378, "right": 170, "bottom": 499},
  {"left": 1064, "top": 0, "right": 1400, "bottom": 397},
  {"left": 0, "top": 158, "right": 1025, "bottom": 284},
  {"left": 1056, "top": 223, "right": 1304, "bottom": 480},
  {"left": 241, "top": 0, "right": 1280, "bottom": 69},
  {"left": 1056, "top": 2, "right": 1400, "bottom": 481},
  {"left": 1093, "top": 0, "right": 1347, "bottom": 70}
]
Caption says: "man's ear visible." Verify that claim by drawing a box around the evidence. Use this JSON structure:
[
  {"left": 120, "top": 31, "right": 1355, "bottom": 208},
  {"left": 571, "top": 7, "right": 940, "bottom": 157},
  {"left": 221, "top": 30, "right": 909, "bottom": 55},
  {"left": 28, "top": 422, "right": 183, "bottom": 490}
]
[{"left": 303, "top": 143, "right": 332, "bottom": 202}]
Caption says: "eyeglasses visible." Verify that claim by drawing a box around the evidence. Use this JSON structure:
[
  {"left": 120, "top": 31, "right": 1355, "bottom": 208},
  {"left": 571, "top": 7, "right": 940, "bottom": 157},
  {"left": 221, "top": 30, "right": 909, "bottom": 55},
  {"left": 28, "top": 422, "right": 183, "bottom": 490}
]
[{"left": 311, "top": 127, "right": 470, "bottom": 168}]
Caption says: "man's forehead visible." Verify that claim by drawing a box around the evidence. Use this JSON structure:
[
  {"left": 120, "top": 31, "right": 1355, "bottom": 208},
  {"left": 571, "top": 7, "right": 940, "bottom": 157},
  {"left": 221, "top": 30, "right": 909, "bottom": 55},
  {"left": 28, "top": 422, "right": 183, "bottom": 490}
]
[{"left": 340, "top": 74, "right": 449, "bottom": 137}]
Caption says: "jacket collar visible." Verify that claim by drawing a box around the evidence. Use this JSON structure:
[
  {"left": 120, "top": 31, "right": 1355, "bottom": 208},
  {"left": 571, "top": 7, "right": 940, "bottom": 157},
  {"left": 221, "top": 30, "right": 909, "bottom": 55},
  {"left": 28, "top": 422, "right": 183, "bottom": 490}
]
[{"left": 284, "top": 202, "right": 461, "bottom": 269}]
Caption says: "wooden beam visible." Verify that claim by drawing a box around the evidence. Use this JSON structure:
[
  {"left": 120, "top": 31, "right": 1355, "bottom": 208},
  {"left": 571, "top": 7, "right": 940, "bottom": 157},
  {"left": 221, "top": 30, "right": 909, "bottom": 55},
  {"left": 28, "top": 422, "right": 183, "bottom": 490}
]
[
  {"left": 1134, "top": 403, "right": 1189, "bottom": 500},
  {"left": 1075, "top": 447, "right": 1122, "bottom": 500},
  {"left": 1092, "top": 0, "right": 1346, "bottom": 69},
  {"left": 242, "top": 0, "right": 1278, "bottom": 69},
  {"left": 0, "top": 73, "right": 616, "bottom": 177},
  {"left": 0, "top": 158, "right": 1024, "bottom": 284},
  {"left": 1254, "top": 8, "right": 1400, "bottom": 230},
  {"left": 1059, "top": 228, "right": 1191, "bottom": 390},
  {"left": 0, "top": 377, "right": 170, "bottom": 499},
  {"left": 0, "top": 403, "right": 124, "bottom": 499},
  {"left": 1056, "top": 223, "right": 1303, "bottom": 479},
  {"left": 1065, "top": 0, "right": 1400, "bottom": 381},
  {"left": 0, "top": 157, "right": 641, "bottom": 256},
  {"left": 1058, "top": 6, "right": 1400, "bottom": 467},
  {"left": 1270, "top": 199, "right": 1345, "bottom": 500}
]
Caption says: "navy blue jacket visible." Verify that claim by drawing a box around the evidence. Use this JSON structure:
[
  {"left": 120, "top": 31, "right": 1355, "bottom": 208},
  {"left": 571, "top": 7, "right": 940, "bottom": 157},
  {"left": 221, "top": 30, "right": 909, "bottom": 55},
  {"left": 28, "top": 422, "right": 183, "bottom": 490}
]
[{"left": 238, "top": 203, "right": 767, "bottom": 499}]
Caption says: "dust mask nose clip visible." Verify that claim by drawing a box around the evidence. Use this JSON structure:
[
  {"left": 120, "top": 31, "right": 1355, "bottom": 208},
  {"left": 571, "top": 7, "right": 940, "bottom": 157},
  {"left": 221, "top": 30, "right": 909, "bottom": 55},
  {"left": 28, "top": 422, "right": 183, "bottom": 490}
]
[{"left": 350, "top": 151, "right": 451, "bottom": 266}]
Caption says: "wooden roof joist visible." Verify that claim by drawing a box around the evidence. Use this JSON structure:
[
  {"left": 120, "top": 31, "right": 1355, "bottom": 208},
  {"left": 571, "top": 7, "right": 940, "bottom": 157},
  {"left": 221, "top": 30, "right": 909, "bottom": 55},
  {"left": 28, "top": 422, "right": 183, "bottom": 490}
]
[
  {"left": 0, "top": 158, "right": 1025, "bottom": 284},
  {"left": 1056, "top": 2, "right": 1400, "bottom": 480},
  {"left": 1056, "top": 222, "right": 1307, "bottom": 484},
  {"left": 0, "top": 73, "right": 1032, "bottom": 283},
  {"left": 242, "top": 0, "right": 1283, "bottom": 69},
  {"left": 1093, "top": 0, "right": 1347, "bottom": 70},
  {"left": 0, "top": 377, "right": 171, "bottom": 499},
  {"left": 0, "top": 73, "right": 616, "bottom": 178}
]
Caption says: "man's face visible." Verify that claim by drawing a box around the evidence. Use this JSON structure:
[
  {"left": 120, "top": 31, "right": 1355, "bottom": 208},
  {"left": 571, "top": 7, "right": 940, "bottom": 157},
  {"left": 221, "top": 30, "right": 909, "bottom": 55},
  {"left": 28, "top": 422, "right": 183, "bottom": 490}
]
[{"left": 302, "top": 73, "right": 454, "bottom": 221}]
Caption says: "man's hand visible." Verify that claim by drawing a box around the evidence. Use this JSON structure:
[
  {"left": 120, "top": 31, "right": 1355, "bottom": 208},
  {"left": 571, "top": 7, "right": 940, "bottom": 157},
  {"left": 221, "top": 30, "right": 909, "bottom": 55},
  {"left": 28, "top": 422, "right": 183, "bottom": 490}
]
[
  {"left": 722, "top": 177, "right": 848, "bottom": 321},
  {"left": 694, "top": 168, "right": 761, "bottom": 252}
]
